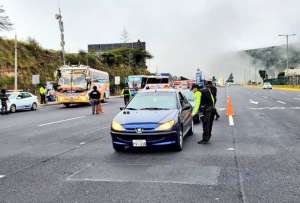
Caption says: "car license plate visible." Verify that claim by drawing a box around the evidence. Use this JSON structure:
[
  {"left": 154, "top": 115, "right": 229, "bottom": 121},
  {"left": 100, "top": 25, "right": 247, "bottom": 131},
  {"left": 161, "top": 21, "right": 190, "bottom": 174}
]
[{"left": 132, "top": 140, "right": 146, "bottom": 147}]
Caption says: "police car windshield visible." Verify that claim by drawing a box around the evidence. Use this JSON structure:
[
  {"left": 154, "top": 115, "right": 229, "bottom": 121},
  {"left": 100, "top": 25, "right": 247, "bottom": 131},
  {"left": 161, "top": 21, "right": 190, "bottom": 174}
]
[{"left": 126, "top": 92, "right": 177, "bottom": 110}]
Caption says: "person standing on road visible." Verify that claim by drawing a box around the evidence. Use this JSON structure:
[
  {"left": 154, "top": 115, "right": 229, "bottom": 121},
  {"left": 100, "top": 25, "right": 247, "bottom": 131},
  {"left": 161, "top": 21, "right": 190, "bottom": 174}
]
[
  {"left": 0, "top": 89, "right": 9, "bottom": 115},
  {"left": 39, "top": 85, "right": 46, "bottom": 104},
  {"left": 207, "top": 81, "right": 220, "bottom": 120},
  {"left": 192, "top": 84, "right": 216, "bottom": 144},
  {"left": 89, "top": 86, "right": 101, "bottom": 115},
  {"left": 121, "top": 86, "right": 131, "bottom": 105}
]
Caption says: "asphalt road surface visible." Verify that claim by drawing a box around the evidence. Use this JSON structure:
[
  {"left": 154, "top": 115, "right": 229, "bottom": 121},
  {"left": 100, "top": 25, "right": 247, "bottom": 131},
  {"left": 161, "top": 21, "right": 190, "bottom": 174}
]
[{"left": 0, "top": 86, "right": 300, "bottom": 202}]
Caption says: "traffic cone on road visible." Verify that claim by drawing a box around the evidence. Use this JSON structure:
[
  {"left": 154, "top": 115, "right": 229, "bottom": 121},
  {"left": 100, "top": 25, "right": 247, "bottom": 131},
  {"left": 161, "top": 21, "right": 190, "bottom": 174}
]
[
  {"left": 227, "top": 96, "right": 234, "bottom": 126},
  {"left": 227, "top": 96, "right": 234, "bottom": 116}
]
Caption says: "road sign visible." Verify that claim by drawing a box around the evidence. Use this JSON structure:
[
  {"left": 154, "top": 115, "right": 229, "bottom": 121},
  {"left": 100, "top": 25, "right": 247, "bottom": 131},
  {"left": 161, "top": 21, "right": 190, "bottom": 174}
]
[
  {"left": 32, "top": 75, "right": 40, "bottom": 85},
  {"left": 115, "top": 76, "right": 120, "bottom": 85}
]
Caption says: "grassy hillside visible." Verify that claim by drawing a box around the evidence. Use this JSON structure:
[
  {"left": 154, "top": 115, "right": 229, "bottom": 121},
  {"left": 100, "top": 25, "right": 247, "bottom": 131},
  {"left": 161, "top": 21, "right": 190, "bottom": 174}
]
[
  {"left": 0, "top": 37, "right": 151, "bottom": 91},
  {"left": 244, "top": 44, "right": 300, "bottom": 76}
]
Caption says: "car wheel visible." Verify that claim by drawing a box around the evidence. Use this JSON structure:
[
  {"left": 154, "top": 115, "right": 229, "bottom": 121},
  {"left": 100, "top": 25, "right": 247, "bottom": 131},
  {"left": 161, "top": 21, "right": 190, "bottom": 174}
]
[
  {"left": 31, "top": 102, "right": 38, "bottom": 111},
  {"left": 64, "top": 103, "right": 70, "bottom": 108},
  {"left": 175, "top": 127, "right": 183, "bottom": 151},
  {"left": 10, "top": 104, "right": 16, "bottom": 113},
  {"left": 187, "top": 120, "right": 194, "bottom": 136}
]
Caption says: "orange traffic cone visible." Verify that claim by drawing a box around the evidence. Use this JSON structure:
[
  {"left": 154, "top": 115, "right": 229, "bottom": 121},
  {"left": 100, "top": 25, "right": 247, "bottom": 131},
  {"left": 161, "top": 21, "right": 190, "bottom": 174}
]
[{"left": 227, "top": 96, "right": 234, "bottom": 126}]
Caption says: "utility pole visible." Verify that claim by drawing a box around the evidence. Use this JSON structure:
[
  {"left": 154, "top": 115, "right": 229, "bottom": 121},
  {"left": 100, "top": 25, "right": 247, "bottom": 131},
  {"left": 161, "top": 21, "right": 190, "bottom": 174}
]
[
  {"left": 278, "top": 34, "right": 296, "bottom": 70},
  {"left": 14, "top": 34, "right": 18, "bottom": 91},
  {"left": 55, "top": 8, "right": 66, "bottom": 65}
]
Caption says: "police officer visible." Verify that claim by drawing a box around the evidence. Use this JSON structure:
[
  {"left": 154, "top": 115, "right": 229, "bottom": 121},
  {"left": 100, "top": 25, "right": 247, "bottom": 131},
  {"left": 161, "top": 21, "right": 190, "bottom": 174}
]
[
  {"left": 207, "top": 81, "right": 220, "bottom": 120},
  {"left": 89, "top": 86, "right": 101, "bottom": 115},
  {"left": 192, "top": 83, "right": 216, "bottom": 144},
  {"left": 0, "top": 89, "right": 9, "bottom": 115},
  {"left": 121, "top": 86, "right": 131, "bottom": 105},
  {"left": 39, "top": 85, "right": 46, "bottom": 104}
]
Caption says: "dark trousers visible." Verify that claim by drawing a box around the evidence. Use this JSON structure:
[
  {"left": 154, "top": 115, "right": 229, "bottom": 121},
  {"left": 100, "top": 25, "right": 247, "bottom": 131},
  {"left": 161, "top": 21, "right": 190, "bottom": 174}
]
[
  {"left": 201, "top": 106, "right": 216, "bottom": 142},
  {"left": 91, "top": 99, "right": 100, "bottom": 114},
  {"left": 40, "top": 94, "right": 46, "bottom": 104},
  {"left": 1, "top": 102, "right": 8, "bottom": 114},
  {"left": 124, "top": 96, "right": 130, "bottom": 105}
]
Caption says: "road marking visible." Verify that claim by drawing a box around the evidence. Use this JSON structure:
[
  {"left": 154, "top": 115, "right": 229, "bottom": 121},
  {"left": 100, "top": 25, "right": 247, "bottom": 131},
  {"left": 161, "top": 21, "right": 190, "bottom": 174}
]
[
  {"left": 228, "top": 115, "right": 234, "bottom": 126},
  {"left": 0, "top": 175, "right": 6, "bottom": 179},
  {"left": 294, "top": 98, "right": 300, "bottom": 101},
  {"left": 249, "top": 99, "right": 259, "bottom": 104},
  {"left": 248, "top": 106, "right": 300, "bottom": 110},
  {"left": 38, "top": 116, "right": 86, "bottom": 127},
  {"left": 226, "top": 147, "right": 235, "bottom": 151},
  {"left": 218, "top": 107, "right": 226, "bottom": 111},
  {"left": 79, "top": 142, "right": 86, "bottom": 145},
  {"left": 276, "top": 100, "right": 286, "bottom": 104},
  {"left": 66, "top": 165, "right": 220, "bottom": 185}
]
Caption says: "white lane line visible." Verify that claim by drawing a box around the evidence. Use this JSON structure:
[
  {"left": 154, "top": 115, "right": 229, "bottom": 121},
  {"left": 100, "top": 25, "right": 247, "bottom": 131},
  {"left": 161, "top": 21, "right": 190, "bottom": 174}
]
[
  {"left": 226, "top": 147, "right": 235, "bottom": 151},
  {"left": 294, "top": 98, "right": 300, "bottom": 101},
  {"left": 38, "top": 116, "right": 85, "bottom": 127},
  {"left": 276, "top": 100, "right": 286, "bottom": 104},
  {"left": 228, "top": 115, "right": 234, "bottom": 126},
  {"left": 0, "top": 175, "right": 6, "bottom": 179},
  {"left": 249, "top": 99, "right": 259, "bottom": 105}
]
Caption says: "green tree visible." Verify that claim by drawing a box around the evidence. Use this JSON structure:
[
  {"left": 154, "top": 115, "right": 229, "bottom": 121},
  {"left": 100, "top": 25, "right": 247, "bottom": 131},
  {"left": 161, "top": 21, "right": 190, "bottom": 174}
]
[{"left": 0, "top": 6, "right": 12, "bottom": 31}]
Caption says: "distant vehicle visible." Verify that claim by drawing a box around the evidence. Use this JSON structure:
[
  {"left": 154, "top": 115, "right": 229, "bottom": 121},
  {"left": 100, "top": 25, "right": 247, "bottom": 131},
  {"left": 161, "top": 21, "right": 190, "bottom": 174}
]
[
  {"left": 263, "top": 82, "right": 272, "bottom": 89},
  {"left": 144, "top": 75, "right": 173, "bottom": 89},
  {"left": 181, "top": 89, "right": 202, "bottom": 123},
  {"left": 111, "top": 89, "right": 194, "bottom": 152},
  {"left": 56, "top": 65, "right": 110, "bottom": 107},
  {"left": 174, "top": 80, "right": 195, "bottom": 89},
  {"left": 0, "top": 91, "right": 38, "bottom": 113},
  {"left": 127, "top": 75, "right": 148, "bottom": 96}
]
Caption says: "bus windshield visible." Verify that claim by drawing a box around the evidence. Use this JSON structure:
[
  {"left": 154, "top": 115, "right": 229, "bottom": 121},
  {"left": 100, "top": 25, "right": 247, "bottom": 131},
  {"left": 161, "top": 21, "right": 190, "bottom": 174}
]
[{"left": 58, "top": 69, "right": 87, "bottom": 89}]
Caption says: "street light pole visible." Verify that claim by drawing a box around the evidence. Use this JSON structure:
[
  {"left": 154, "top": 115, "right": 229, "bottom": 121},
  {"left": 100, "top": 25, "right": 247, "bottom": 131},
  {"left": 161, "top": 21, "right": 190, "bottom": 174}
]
[
  {"left": 55, "top": 8, "right": 66, "bottom": 65},
  {"left": 14, "top": 34, "right": 18, "bottom": 91},
  {"left": 278, "top": 34, "right": 296, "bottom": 70}
]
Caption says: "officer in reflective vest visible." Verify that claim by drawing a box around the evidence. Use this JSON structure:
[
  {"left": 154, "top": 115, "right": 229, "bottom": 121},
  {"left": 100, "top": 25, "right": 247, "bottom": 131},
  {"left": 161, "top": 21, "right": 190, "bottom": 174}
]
[
  {"left": 192, "top": 83, "right": 216, "bottom": 144},
  {"left": 121, "top": 86, "right": 131, "bottom": 105}
]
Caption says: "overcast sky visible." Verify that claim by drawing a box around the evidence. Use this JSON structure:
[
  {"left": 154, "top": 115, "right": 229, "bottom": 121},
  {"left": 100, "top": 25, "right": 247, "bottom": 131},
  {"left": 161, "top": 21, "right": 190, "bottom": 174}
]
[{"left": 2, "top": 0, "right": 300, "bottom": 81}]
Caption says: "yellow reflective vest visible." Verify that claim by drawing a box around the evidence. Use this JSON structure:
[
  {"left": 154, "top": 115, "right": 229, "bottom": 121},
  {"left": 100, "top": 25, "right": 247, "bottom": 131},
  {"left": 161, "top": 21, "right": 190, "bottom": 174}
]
[
  {"left": 192, "top": 91, "right": 202, "bottom": 116},
  {"left": 39, "top": 87, "right": 46, "bottom": 95}
]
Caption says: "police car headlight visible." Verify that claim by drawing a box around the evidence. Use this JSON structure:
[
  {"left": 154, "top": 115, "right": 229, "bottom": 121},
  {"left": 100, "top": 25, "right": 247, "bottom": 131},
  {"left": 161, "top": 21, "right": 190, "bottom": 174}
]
[
  {"left": 156, "top": 120, "right": 176, "bottom": 131},
  {"left": 112, "top": 120, "right": 125, "bottom": 131}
]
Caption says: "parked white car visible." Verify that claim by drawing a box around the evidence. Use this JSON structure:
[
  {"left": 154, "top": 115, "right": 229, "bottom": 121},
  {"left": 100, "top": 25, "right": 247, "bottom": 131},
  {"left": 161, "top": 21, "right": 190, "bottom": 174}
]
[
  {"left": 262, "top": 82, "right": 272, "bottom": 89},
  {"left": 0, "top": 91, "right": 38, "bottom": 113}
]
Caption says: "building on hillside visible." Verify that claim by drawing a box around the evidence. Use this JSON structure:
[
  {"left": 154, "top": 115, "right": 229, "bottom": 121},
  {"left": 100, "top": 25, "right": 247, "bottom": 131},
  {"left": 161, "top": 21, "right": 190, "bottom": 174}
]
[{"left": 88, "top": 40, "right": 146, "bottom": 53}]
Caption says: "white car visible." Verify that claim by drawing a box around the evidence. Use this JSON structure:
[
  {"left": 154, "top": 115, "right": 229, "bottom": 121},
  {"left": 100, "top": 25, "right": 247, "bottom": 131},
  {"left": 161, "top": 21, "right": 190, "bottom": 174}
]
[
  {"left": 0, "top": 91, "right": 38, "bottom": 113},
  {"left": 263, "top": 82, "right": 272, "bottom": 89}
]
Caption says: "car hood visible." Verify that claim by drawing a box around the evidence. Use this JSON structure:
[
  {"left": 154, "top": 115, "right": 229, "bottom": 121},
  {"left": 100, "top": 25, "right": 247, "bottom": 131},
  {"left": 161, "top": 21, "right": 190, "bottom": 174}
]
[{"left": 114, "top": 109, "right": 179, "bottom": 129}]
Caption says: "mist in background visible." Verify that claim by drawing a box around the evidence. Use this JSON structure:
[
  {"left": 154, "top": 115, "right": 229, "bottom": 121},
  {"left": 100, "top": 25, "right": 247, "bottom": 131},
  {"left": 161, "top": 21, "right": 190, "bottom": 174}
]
[{"left": 2, "top": 0, "right": 300, "bottom": 81}]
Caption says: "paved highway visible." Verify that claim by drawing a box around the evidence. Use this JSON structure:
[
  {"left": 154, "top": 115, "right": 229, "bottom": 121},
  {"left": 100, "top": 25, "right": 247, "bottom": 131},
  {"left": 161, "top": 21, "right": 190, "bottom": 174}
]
[{"left": 0, "top": 86, "right": 300, "bottom": 202}]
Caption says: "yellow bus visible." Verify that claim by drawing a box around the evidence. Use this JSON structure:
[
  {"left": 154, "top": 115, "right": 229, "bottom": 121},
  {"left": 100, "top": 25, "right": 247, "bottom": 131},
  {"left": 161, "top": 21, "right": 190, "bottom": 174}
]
[{"left": 56, "top": 65, "right": 110, "bottom": 107}]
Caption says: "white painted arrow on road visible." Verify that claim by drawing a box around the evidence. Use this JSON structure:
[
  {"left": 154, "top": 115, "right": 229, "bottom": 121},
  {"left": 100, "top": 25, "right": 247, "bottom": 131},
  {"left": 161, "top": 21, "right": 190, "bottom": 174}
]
[{"left": 249, "top": 99, "right": 259, "bottom": 104}]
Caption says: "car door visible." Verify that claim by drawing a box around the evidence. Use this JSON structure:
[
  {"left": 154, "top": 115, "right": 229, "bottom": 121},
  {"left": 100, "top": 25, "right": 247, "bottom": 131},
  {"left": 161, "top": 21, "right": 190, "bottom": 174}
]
[
  {"left": 15, "top": 93, "right": 25, "bottom": 110},
  {"left": 22, "top": 92, "right": 33, "bottom": 109},
  {"left": 178, "top": 92, "right": 192, "bottom": 135}
]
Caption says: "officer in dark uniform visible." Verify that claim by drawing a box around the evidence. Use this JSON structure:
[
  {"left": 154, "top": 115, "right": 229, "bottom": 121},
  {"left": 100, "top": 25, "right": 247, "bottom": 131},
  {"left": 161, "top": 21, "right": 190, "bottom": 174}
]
[
  {"left": 121, "top": 86, "right": 131, "bottom": 105},
  {"left": 89, "top": 86, "right": 101, "bottom": 115},
  {"left": 0, "top": 89, "right": 9, "bottom": 115},
  {"left": 207, "top": 81, "right": 220, "bottom": 120},
  {"left": 198, "top": 83, "right": 216, "bottom": 144}
]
